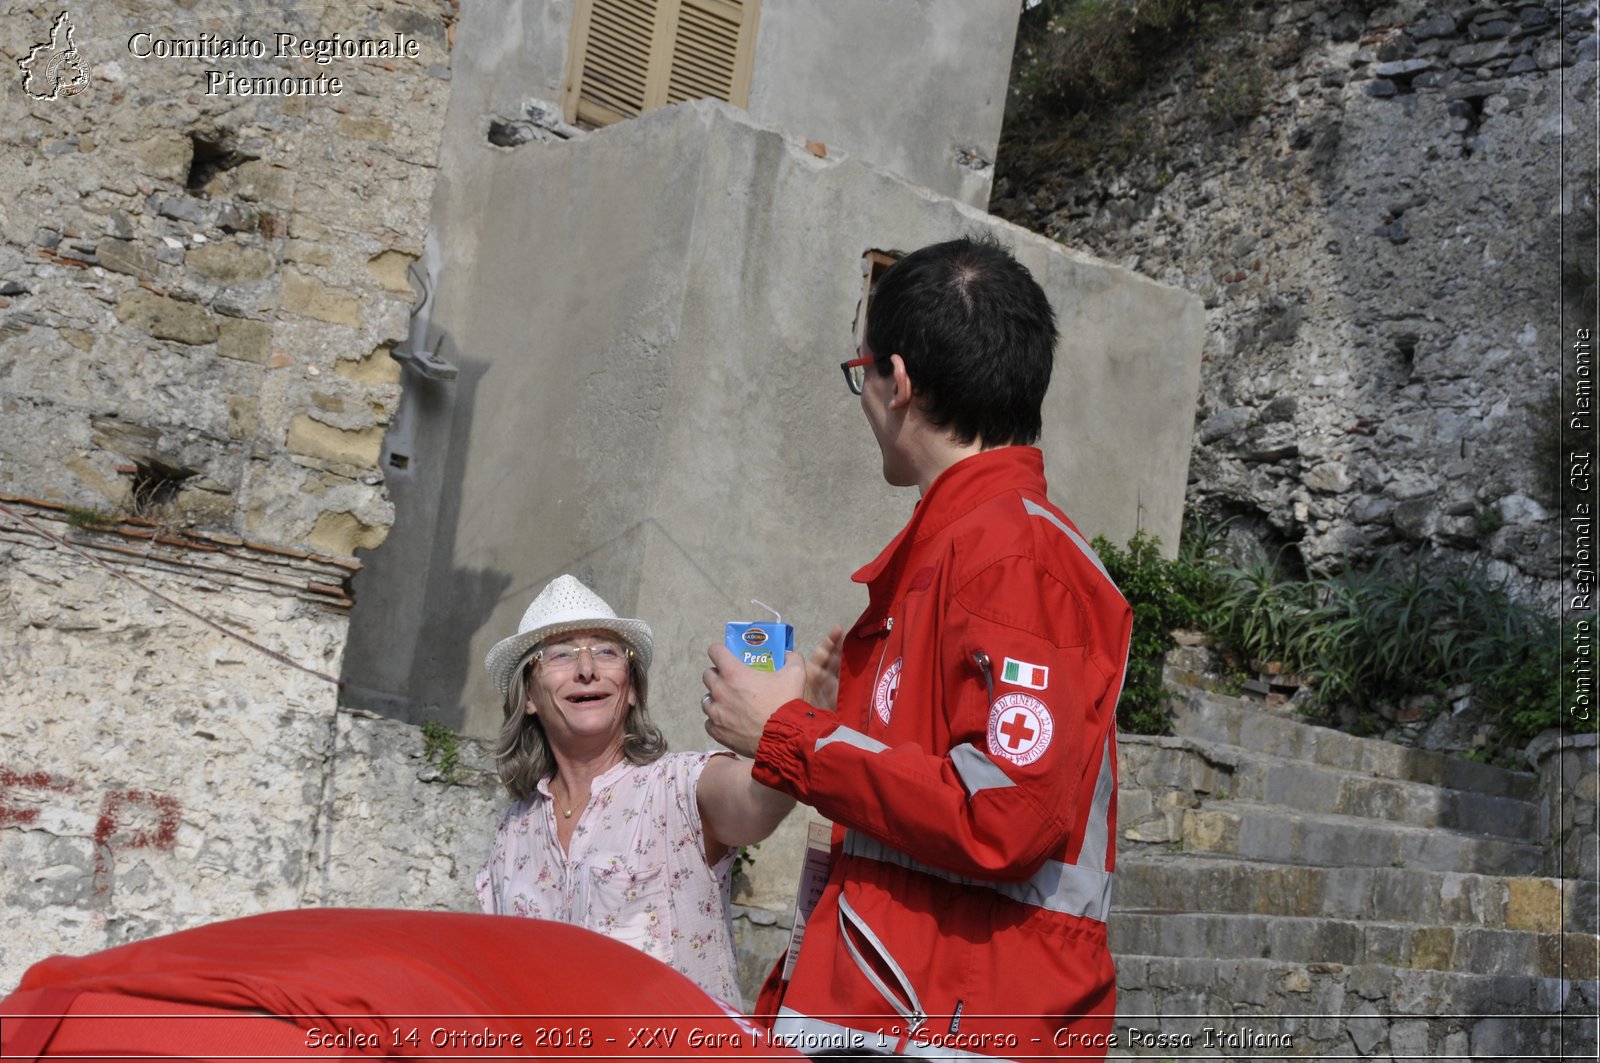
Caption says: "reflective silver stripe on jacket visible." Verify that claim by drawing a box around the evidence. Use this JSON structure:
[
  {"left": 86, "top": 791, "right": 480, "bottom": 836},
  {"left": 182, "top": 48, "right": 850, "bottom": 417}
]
[
  {"left": 1022, "top": 497, "right": 1117, "bottom": 589},
  {"left": 773, "top": 1009, "right": 1028, "bottom": 1063},
  {"left": 1079, "top": 731, "right": 1116, "bottom": 872},
  {"left": 816, "top": 725, "right": 890, "bottom": 754},
  {"left": 1019, "top": 495, "right": 1124, "bottom": 874},
  {"left": 950, "top": 742, "right": 1015, "bottom": 796},
  {"left": 841, "top": 828, "right": 1114, "bottom": 924}
]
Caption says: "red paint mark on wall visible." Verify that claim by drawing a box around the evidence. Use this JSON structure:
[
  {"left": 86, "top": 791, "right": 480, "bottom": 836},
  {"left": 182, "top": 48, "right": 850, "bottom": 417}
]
[
  {"left": 93, "top": 788, "right": 183, "bottom": 896},
  {"left": 95, "top": 788, "right": 182, "bottom": 852},
  {"left": 0, "top": 766, "right": 81, "bottom": 827},
  {"left": 3, "top": 768, "right": 183, "bottom": 898}
]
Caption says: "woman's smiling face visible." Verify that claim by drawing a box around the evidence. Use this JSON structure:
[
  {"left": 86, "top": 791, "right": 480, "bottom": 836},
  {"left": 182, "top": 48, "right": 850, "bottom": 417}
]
[{"left": 523, "top": 628, "right": 637, "bottom": 749}]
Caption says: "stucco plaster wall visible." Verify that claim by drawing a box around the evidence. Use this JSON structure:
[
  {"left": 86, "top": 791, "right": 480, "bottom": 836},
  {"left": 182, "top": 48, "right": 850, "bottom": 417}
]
[
  {"left": 455, "top": 0, "right": 1018, "bottom": 207},
  {"left": 353, "top": 99, "right": 1204, "bottom": 933},
  {"left": 744, "top": 0, "right": 1018, "bottom": 207}
]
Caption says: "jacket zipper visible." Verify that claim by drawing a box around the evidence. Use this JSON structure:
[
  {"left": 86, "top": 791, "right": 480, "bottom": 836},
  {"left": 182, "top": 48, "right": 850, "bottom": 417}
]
[{"left": 837, "top": 893, "right": 926, "bottom": 1035}]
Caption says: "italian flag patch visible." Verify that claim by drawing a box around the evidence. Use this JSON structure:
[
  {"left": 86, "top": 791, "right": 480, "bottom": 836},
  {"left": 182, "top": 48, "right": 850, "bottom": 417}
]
[{"left": 1002, "top": 657, "right": 1048, "bottom": 690}]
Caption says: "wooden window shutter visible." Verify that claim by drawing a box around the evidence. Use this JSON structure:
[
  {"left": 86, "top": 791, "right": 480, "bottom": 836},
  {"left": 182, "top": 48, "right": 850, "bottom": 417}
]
[{"left": 564, "top": 0, "right": 759, "bottom": 128}]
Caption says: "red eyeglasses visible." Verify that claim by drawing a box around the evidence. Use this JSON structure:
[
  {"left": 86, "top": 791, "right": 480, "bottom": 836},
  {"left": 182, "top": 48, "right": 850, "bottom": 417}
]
[{"left": 840, "top": 355, "right": 874, "bottom": 395}]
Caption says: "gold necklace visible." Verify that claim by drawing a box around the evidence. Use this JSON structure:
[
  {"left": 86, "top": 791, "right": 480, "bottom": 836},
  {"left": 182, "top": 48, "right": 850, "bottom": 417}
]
[{"left": 552, "top": 781, "right": 588, "bottom": 819}]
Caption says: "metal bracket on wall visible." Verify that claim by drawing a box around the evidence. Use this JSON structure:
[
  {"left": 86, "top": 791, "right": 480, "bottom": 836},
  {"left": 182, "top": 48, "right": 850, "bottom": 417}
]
[
  {"left": 392, "top": 333, "right": 458, "bottom": 381},
  {"left": 390, "top": 251, "right": 459, "bottom": 381}
]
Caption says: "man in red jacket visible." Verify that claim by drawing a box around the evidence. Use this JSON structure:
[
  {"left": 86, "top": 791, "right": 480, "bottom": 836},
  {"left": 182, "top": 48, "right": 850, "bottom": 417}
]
[{"left": 703, "top": 236, "right": 1132, "bottom": 1060}]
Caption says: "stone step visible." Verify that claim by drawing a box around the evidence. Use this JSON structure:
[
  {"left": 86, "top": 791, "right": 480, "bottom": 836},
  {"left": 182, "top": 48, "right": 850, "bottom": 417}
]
[
  {"left": 1115, "top": 850, "right": 1600, "bottom": 934},
  {"left": 1170, "top": 688, "right": 1538, "bottom": 800},
  {"left": 1110, "top": 910, "right": 1598, "bottom": 981},
  {"left": 1113, "top": 954, "right": 1598, "bottom": 1060},
  {"left": 1119, "top": 733, "right": 1539, "bottom": 839},
  {"left": 1230, "top": 751, "right": 1539, "bottom": 838},
  {"left": 1179, "top": 798, "right": 1546, "bottom": 876}
]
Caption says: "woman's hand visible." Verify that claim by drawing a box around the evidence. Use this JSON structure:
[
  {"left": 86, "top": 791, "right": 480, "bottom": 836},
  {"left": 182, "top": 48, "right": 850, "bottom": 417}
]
[{"left": 803, "top": 624, "right": 844, "bottom": 711}]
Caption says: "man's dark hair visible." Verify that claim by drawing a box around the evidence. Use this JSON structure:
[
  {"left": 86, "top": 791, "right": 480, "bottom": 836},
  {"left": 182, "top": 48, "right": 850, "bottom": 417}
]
[{"left": 864, "top": 234, "right": 1057, "bottom": 448}]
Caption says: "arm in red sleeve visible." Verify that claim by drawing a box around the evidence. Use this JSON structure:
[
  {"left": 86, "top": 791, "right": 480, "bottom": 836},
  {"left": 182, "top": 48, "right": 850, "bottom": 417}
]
[{"left": 752, "top": 556, "right": 1130, "bottom": 882}]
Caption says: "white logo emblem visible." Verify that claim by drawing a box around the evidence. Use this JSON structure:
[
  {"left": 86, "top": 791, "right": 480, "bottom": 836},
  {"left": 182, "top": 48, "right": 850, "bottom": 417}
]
[
  {"left": 987, "top": 693, "right": 1054, "bottom": 766},
  {"left": 19, "top": 12, "right": 89, "bottom": 101},
  {"left": 873, "top": 657, "right": 902, "bottom": 726}
]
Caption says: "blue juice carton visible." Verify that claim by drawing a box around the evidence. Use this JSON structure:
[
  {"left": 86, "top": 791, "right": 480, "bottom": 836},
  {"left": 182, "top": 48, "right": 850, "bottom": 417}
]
[{"left": 726, "top": 600, "right": 794, "bottom": 671}]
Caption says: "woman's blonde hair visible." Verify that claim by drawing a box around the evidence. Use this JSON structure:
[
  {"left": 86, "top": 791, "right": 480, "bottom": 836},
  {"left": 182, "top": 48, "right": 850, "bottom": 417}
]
[{"left": 494, "top": 644, "right": 667, "bottom": 801}]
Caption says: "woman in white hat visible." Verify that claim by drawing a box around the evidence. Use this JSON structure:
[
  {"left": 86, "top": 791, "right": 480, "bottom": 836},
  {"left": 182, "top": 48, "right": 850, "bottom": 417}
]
[{"left": 475, "top": 574, "right": 796, "bottom": 1005}]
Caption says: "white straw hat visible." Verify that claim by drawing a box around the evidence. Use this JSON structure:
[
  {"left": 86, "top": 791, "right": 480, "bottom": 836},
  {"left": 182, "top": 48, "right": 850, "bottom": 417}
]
[{"left": 483, "top": 575, "right": 654, "bottom": 696}]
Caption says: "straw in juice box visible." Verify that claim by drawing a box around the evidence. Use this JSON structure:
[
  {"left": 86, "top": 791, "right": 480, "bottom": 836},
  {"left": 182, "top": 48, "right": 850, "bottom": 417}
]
[{"left": 725, "top": 598, "right": 794, "bottom": 671}]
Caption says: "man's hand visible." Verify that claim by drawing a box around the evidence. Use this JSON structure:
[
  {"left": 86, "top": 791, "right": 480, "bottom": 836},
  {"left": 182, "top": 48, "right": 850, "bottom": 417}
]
[
  {"left": 804, "top": 624, "right": 844, "bottom": 711},
  {"left": 702, "top": 644, "right": 806, "bottom": 758}
]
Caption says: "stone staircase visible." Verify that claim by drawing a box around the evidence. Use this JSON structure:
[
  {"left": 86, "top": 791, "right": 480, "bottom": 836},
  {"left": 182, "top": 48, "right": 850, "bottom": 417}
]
[{"left": 1109, "top": 683, "right": 1598, "bottom": 1060}]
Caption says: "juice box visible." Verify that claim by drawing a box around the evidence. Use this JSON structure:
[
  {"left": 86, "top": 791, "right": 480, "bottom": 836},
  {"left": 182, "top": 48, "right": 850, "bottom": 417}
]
[{"left": 725, "top": 621, "right": 794, "bottom": 671}]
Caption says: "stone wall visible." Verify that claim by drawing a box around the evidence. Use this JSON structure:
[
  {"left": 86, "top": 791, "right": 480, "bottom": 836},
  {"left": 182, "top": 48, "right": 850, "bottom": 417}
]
[
  {"left": 0, "top": 503, "right": 504, "bottom": 994},
  {"left": 1531, "top": 730, "right": 1600, "bottom": 878},
  {"left": 995, "top": 0, "right": 1598, "bottom": 600},
  {"left": 0, "top": 0, "right": 462, "bottom": 993},
  {"left": 1, "top": 0, "right": 455, "bottom": 555}
]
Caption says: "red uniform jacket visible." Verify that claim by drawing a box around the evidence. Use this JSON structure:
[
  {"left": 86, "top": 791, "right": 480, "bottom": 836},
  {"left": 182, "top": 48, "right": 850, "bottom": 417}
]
[{"left": 753, "top": 447, "right": 1131, "bottom": 1060}]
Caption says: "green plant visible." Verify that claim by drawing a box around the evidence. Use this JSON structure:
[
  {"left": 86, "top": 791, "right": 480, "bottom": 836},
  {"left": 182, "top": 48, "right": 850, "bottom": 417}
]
[
  {"left": 1001, "top": 0, "right": 1251, "bottom": 181},
  {"left": 1011, "top": 0, "right": 1225, "bottom": 119},
  {"left": 1197, "top": 546, "right": 1589, "bottom": 756},
  {"left": 420, "top": 720, "right": 463, "bottom": 784},
  {"left": 1197, "top": 44, "right": 1268, "bottom": 127},
  {"left": 64, "top": 505, "right": 115, "bottom": 530},
  {"left": 1474, "top": 505, "right": 1505, "bottom": 540},
  {"left": 731, "top": 843, "right": 760, "bottom": 878},
  {"left": 1094, "top": 524, "right": 1225, "bottom": 734}
]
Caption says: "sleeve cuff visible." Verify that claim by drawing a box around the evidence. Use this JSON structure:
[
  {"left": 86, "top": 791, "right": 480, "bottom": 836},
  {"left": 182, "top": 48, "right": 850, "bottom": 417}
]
[{"left": 751, "top": 698, "right": 828, "bottom": 792}]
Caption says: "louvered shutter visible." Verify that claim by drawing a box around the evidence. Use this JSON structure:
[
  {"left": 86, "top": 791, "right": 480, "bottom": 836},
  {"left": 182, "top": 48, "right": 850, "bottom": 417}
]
[
  {"left": 566, "top": 0, "right": 661, "bottom": 127},
  {"left": 564, "top": 0, "right": 759, "bottom": 128}
]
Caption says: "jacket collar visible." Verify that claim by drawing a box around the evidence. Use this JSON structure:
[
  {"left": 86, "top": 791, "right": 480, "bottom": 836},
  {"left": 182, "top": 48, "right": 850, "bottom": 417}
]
[{"left": 852, "top": 446, "right": 1048, "bottom": 588}]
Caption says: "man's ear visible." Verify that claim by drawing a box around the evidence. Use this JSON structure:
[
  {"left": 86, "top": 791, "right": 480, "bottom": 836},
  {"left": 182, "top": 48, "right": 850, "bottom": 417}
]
[{"left": 887, "top": 354, "right": 915, "bottom": 410}]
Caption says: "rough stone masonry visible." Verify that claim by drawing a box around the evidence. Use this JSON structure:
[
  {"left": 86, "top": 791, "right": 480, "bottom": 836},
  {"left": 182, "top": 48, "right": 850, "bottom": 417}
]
[
  {"left": 0, "top": 0, "right": 486, "bottom": 992},
  {"left": 996, "top": 0, "right": 1599, "bottom": 604}
]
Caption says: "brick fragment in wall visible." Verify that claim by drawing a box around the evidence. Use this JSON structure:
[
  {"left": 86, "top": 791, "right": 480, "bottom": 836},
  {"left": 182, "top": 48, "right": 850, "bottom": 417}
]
[
  {"left": 337, "top": 117, "right": 395, "bottom": 143},
  {"left": 134, "top": 134, "right": 193, "bottom": 184},
  {"left": 114, "top": 290, "right": 218, "bottom": 346},
  {"left": 98, "top": 240, "right": 161, "bottom": 282},
  {"left": 309, "top": 510, "right": 388, "bottom": 556},
  {"left": 281, "top": 270, "right": 361, "bottom": 327},
  {"left": 1505, "top": 878, "right": 1562, "bottom": 935},
  {"left": 202, "top": 160, "right": 292, "bottom": 206},
  {"left": 366, "top": 250, "right": 417, "bottom": 293},
  {"left": 63, "top": 455, "right": 127, "bottom": 504},
  {"left": 336, "top": 345, "right": 403, "bottom": 387},
  {"left": 217, "top": 317, "right": 272, "bottom": 364},
  {"left": 286, "top": 415, "right": 384, "bottom": 467},
  {"left": 189, "top": 242, "right": 274, "bottom": 285},
  {"left": 227, "top": 397, "right": 260, "bottom": 440},
  {"left": 284, "top": 240, "right": 333, "bottom": 267}
]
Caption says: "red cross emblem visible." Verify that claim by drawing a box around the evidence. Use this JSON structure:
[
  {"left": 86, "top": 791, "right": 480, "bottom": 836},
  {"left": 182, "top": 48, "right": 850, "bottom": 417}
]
[
  {"left": 987, "top": 693, "right": 1053, "bottom": 766},
  {"left": 874, "top": 657, "right": 902, "bottom": 726},
  {"left": 999, "top": 712, "right": 1036, "bottom": 750}
]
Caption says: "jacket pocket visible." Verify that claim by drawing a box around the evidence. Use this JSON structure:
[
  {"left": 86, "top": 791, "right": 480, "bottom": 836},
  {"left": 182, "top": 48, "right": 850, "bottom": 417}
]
[
  {"left": 837, "top": 892, "right": 927, "bottom": 1034},
  {"left": 584, "top": 863, "right": 669, "bottom": 961}
]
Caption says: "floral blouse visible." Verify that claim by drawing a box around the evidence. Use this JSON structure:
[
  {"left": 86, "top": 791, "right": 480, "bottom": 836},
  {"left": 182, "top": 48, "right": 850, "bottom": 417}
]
[{"left": 475, "top": 752, "right": 740, "bottom": 1004}]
